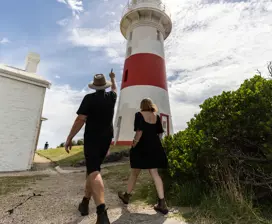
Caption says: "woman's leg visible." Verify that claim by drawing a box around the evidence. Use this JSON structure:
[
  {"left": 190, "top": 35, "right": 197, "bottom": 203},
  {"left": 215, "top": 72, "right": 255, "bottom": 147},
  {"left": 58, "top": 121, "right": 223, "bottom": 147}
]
[
  {"left": 118, "top": 168, "right": 141, "bottom": 204},
  {"left": 149, "top": 169, "right": 164, "bottom": 199},
  {"left": 149, "top": 168, "right": 169, "bottom": 214},
  {"left": 127, "top": 168, "right": 141, "bottom": 194}
]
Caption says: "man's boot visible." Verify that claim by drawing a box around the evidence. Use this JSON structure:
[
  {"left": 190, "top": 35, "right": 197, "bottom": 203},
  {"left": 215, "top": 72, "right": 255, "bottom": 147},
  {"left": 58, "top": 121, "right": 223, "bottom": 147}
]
[
  {"left": 96, "top": 204, "right": 110, "bottom": 224},
  {"left": 78, "top": 197, "right": 90, "bottom": 216},
  {"left": 118, "top": 192, "right": 132, "bottom": 205},
  {"left": 154, "top": 198, "right": 169, "bottom": 215}
]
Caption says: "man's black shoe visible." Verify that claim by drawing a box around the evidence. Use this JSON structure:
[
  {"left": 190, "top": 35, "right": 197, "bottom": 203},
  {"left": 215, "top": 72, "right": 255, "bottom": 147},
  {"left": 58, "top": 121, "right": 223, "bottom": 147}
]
[
  {"left": 96, "top": 209, "right": 110, "bottom": 224},
  {"left": 78, "top": 197, "right": 90, "bottom": 216}
]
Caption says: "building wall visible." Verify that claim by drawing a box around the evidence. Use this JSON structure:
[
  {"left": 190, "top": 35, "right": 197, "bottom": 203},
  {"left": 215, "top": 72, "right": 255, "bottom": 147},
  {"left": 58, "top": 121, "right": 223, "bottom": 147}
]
[
  {"left": 114, "top": 85, "right": 173, "bottom": 143},
  {"left": 0, "top": 75, "right": 46, "bottom": 172}
]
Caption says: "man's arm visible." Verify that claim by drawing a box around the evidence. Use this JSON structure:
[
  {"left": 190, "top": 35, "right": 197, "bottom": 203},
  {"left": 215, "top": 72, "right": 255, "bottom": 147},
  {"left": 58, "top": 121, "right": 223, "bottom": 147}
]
[
  {"left": 66, "top": 115, "right": 86, "bottom": 141},
  {"left": 65, "top": 115, "right": 86, "bottom": 153},
  {"left": 109, "top": 69, "right": 117, "bottom": 93}
]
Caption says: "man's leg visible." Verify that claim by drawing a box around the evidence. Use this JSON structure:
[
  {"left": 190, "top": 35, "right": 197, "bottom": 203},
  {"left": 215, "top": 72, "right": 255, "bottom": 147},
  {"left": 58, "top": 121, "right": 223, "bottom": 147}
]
[
  {"left": 85, "top": 172, "right": 92, "bottom": 199},
  {"left": 87, "top": 170, "right": 105, "bottom": 208},
  {"left": 78, "top": 174, "right": 92, "bottom": 216},
  {"left": 87, "top": 137, "right": 112, "bottom": 224}
]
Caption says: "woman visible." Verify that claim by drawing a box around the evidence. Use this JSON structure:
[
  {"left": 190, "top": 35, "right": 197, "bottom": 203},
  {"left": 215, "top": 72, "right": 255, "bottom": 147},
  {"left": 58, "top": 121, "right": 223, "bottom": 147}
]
[{"left": 118, "top": 98, "right": 169, "bottom": 215}]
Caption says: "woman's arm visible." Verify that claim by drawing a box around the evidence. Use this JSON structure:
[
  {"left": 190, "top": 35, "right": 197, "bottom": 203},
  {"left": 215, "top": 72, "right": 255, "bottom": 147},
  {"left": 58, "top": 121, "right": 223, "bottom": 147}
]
[
  {"left": 132, "top": 130, "right": 142, "bottom": 147},
  {"left": 158, "top": 133, "right": 163, "bottom": 140}
]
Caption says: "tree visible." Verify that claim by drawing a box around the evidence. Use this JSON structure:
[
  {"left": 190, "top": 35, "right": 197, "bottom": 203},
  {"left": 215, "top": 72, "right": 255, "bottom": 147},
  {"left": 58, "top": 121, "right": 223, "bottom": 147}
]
[
  {"left": 72, "top": 140, "right": 77, "bottom": 146},
  {"left": 77, "top": 139, "right": 84, "bottom": 145}
]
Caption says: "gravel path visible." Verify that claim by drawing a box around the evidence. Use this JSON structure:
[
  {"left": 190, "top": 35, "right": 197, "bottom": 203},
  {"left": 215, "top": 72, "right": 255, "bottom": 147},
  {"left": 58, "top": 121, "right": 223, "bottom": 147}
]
[{"left": 0, "top": 171, "right": 187, "bottom": 224}]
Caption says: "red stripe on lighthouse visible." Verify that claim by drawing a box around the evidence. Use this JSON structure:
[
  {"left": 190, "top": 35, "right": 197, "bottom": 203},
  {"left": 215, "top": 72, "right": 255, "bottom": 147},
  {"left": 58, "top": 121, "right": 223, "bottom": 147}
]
[{"left": 121, "top": 53, "right": 168, "bottom": 90}]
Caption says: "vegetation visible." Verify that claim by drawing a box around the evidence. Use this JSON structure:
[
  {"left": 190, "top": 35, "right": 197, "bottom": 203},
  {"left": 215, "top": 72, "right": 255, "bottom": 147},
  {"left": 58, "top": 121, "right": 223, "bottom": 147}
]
[
  {"left": 158, "top": 74, "right": 272, "bottom": 223},
  {"left": 0, "top": 175, "right": 47, "bottom": 196},
  {"left": 57, "top": 138, "right": 84, "bottom": 148},
  {"left": 37, "top": 145, "right": 128, "bottom": 166}
]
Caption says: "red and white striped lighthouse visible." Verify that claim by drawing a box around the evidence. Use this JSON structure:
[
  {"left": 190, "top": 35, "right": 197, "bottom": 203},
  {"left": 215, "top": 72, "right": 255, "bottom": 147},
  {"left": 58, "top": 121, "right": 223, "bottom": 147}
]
[{"left": 114, "top": 0, "right": 173, "bottom": 145}]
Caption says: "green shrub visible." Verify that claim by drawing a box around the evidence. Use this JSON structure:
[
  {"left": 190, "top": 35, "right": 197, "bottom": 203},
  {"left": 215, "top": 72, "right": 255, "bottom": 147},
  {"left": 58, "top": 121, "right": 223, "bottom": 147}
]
[{"left": 163, "top": 75, "right": 272, "bottom": 205}]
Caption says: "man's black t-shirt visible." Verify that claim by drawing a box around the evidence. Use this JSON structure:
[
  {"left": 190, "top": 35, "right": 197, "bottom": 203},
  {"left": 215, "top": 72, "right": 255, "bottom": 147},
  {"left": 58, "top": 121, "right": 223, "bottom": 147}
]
[{"left": 77, "top": 90, "right": 117, "bottom": 138}]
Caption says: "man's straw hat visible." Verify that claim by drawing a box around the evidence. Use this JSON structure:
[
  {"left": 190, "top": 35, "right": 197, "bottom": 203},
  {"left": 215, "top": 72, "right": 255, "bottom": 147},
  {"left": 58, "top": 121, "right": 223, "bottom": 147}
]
[{"left": 88, "top": 74, "right": 112, "bottom": 90}]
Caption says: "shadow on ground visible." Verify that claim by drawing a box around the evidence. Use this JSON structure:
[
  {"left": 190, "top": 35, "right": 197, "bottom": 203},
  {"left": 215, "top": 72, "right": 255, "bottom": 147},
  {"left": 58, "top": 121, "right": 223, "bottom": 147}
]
[{"left": 111, "top": 207, "right": 168, "bottom": 224}]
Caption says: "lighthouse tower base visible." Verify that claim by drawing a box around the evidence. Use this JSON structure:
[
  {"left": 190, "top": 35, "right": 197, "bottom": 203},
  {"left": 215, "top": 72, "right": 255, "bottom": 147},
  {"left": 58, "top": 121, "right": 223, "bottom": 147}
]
[{"left": 113, "top": 85, "right": 173, "bottom": 146}]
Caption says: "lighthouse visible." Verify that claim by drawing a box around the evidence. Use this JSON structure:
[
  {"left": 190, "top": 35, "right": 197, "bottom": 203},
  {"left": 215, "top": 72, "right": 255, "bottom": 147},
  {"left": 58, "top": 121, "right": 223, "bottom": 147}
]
[{"left": 114, "top": 0, "right": 173, "bottom": 145}]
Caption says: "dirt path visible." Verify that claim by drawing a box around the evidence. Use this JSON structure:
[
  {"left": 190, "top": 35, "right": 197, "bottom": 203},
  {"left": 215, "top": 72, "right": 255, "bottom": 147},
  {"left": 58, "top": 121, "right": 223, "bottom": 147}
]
[
  {"left": 0, "top": 170, "right": 187, "bottom": 224},
  {"left": 33, "top": 154, "right": 51, "bottom": 164},
  {"left": 32, "top": 153, "right": 53, "bottom": 170}
]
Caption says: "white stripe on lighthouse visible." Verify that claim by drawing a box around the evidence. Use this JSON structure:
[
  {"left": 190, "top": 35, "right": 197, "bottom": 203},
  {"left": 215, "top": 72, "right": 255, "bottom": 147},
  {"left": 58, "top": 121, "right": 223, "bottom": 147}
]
[{"left": 125, "top": 26, "right": 165, "bottom": 59}]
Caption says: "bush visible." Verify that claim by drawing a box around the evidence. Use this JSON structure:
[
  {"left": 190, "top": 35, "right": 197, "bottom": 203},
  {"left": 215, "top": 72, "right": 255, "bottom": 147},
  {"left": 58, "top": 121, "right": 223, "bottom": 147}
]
[
  {"left": 163, "top": 75, "right": 272, "bottom": 206},
  {"left": 77, "top": 139, "right": 84, "bottom": 145}
]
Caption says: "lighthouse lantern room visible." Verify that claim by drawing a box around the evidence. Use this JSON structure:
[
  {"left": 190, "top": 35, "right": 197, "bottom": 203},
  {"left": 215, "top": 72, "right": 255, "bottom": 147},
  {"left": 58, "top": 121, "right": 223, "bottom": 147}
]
[{"left": 114, "top": 0, "right": 173, "bottom": 145}]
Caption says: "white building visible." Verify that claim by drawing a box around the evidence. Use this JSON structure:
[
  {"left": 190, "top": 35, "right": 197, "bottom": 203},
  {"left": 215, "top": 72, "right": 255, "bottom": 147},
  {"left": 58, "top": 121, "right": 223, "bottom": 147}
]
[{"left": 0, "top": 53, "right": 51, "bottom": 172}]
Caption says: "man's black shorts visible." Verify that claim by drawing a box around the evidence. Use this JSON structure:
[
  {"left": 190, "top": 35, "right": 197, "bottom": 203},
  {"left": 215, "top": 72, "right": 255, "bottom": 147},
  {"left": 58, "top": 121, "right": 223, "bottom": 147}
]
[{"left": 84, "top": 134, "right": 112, "bottom": 175}]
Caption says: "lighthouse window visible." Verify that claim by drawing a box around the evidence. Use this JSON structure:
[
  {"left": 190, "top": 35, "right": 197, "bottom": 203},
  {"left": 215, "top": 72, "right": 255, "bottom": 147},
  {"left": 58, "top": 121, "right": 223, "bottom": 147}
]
[
  {"left": 127, "top": 47, "right": 132, "bottom": 57},
  {"left": 157, "top": 30, "right": 161, "bottom": 41},
  {"left": 124, "top": 69, "right": 128, "bottom": 82},
  {"left": 129, "top": 31, "right": 133, "bottom": 40}
]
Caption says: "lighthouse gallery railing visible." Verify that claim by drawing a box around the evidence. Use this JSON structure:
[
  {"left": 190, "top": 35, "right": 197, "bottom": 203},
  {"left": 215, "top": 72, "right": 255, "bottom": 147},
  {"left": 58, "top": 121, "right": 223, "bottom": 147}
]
[{"left": 122, "top": 0, "right": 171, "bottom": 18}]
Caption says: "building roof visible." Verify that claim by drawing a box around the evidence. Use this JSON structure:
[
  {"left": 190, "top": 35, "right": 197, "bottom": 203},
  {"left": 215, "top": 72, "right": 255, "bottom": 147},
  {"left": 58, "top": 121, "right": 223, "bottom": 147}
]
[{"left": 0, "top": 64, "right": 51, "bottom": 89}]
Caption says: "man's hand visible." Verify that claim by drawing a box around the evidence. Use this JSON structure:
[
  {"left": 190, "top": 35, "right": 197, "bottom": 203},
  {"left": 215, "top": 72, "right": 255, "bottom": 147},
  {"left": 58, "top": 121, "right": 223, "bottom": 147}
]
[
  {"left": 109, "top": 68, "right": 117, "bottom": 92},
  {"left": 109, "top": 69, "right": 115, "bottom": 79},
  {"left": 65, "top": 138, "right": 73, "bottom": 153}
]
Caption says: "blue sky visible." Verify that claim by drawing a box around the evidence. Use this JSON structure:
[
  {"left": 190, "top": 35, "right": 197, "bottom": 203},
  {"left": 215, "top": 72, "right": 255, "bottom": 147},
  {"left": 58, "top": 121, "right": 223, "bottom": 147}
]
[{"left": 0, "top": 0, "right": 272, "bottom": 148}]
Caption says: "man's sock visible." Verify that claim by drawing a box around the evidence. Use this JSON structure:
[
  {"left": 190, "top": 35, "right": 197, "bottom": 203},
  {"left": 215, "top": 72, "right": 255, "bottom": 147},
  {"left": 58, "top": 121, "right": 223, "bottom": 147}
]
[{"left": 96, "top": 203, "right": 106, "bottom": 214}]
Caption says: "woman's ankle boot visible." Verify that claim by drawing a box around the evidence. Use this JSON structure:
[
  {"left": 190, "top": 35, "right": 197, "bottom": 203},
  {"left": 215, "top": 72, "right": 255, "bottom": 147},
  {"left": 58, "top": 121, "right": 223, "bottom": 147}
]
[
  {"left": 118, "top": 192, "right": 131, "bottom": 205},
  {"left": 154, "top": 198, "right": 169, "bottom": 215}
]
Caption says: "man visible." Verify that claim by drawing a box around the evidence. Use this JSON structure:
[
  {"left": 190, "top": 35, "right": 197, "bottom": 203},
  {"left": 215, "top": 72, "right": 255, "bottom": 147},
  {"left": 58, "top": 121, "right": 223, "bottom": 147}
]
[
  {"left": 65, "top": 71, "right": 117, "bottom": 224},
  {"left": 44, "top": 142, "right": 49, "bottom": 150}
]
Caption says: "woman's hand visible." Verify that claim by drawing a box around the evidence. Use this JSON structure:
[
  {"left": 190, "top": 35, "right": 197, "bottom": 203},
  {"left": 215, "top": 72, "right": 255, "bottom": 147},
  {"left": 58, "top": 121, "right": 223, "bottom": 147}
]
[{"left": 132, "top": 139, "right": 139, "bottom": 148}]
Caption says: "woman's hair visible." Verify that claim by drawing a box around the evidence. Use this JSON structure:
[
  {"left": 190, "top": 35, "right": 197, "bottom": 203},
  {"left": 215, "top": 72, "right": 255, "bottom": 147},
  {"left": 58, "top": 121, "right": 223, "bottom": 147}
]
[{"left": 140, "top": 98, "right": 158, "bottom": 112}]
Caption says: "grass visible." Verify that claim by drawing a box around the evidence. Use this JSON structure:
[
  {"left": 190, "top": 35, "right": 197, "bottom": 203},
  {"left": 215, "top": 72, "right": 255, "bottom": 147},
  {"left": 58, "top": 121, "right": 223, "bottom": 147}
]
[
  {"left": 37, "top": 145, "right": 128, "bottom": 166},
  {"left": 187, "top": 190, "right": 272, "bottom": 224},
  {"left": 0, "top": 175, "right": 46, "bottom": 196},
  {"left": 102, "top": 163, "right": 157, "bottom": 204},
  {"left": 160, "top": 175, "right": 272, "bottom": 224}
]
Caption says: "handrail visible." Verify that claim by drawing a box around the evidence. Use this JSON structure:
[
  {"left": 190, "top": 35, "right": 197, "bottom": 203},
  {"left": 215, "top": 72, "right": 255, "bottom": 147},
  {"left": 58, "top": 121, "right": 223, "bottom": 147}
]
[{"left": 121, "top": 0, "right": 171, "bottom": 18}]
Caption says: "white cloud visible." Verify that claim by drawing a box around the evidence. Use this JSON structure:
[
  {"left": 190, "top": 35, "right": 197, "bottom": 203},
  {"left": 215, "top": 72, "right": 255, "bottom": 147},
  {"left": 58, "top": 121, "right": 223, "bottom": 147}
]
[
  {"left": 68, "top": 27, "right": 126, "bottom": 64},
  {"left": 0, "top": 38, "right": 10, "bottom": 44},
  {"left": 56, "top": 0, "right": 83, "bottom": 18},
  {"left": 57, "top": 18, "right": 70, "bottom": 26},
  {"left": 62, "top": 0, "right": 272, "bottom": 133},
  {"left": 38, "top": 84, "right": 87, "bottom": 149},
  {"left": 38, "top": 0, "right": 272, "bottom": 148}
]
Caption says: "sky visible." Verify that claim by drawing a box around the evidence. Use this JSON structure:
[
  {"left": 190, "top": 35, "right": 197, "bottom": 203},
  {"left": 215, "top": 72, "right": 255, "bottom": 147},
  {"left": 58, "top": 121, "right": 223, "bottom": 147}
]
[{"left": 0, "top": 0, "right": 271, "bottom": 149}]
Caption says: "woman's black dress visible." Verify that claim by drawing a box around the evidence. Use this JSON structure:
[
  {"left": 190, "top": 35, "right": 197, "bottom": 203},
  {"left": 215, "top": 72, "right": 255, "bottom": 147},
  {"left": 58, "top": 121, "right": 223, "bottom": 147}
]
[{"left": 130, "top": 112, "right": 168, "bottom": 169}]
